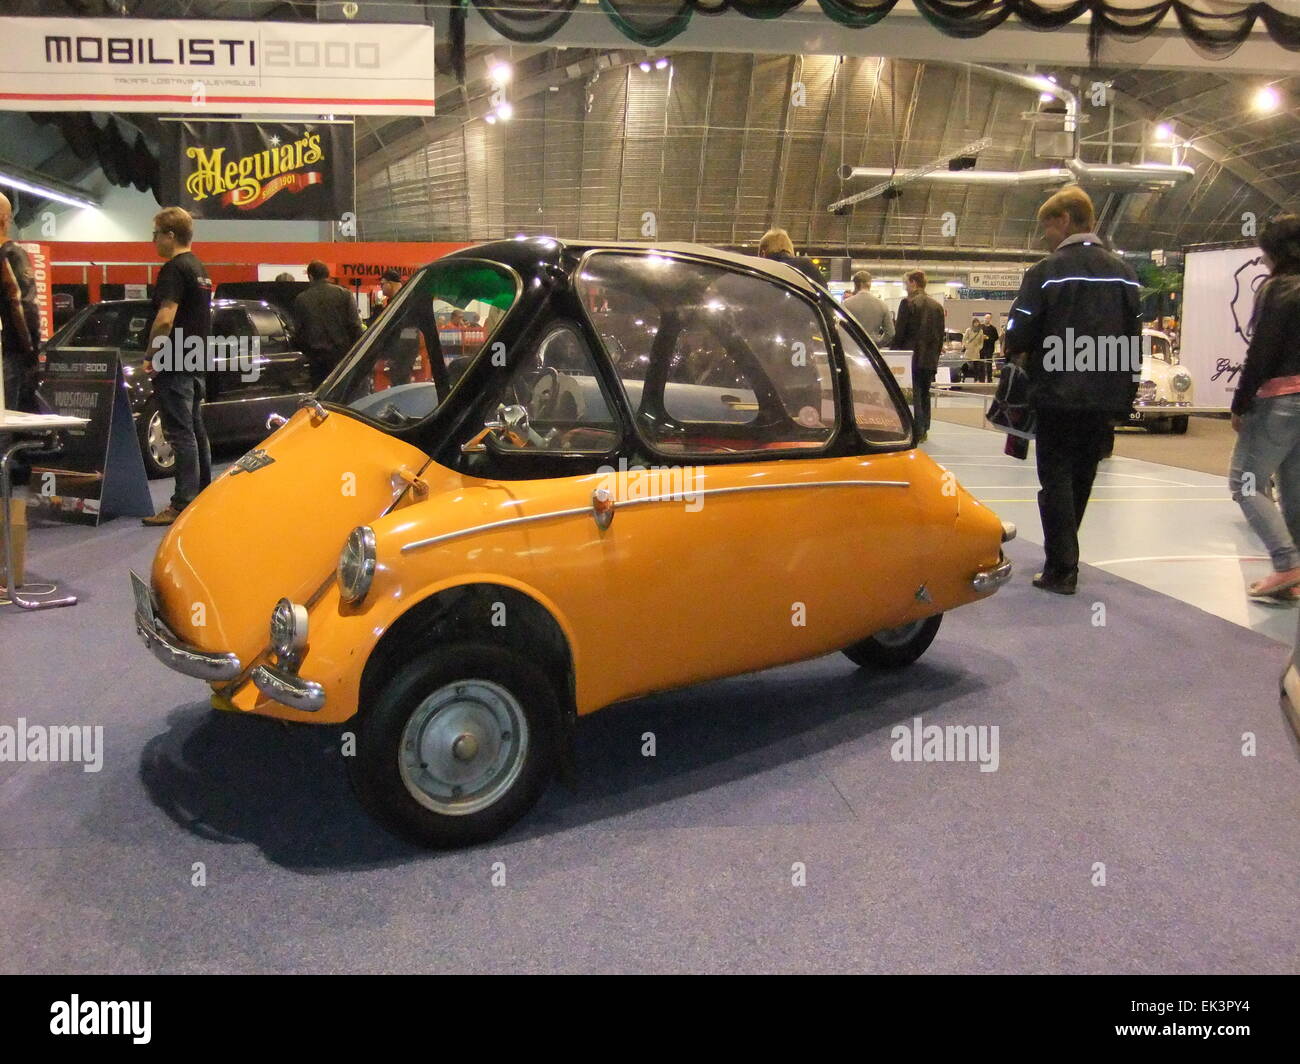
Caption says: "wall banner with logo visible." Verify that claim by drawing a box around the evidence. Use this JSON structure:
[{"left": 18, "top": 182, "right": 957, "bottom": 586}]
[
  {"left": 0, "top": 17, "right": 435, "bottom": 116},
  {"left": 1180, "top": 244, "right": 1268, "bottom": 411},
  {"left": 160, "top": 120, "right": 354, "bottom": 222}
]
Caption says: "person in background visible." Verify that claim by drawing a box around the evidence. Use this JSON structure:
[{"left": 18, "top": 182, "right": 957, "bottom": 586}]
[
  {"left": 142, "top": 207, "right": 214, "bottom": 527},
  {"left": 369, "top": 268, "right": 403, "bottom": 325},
  {"left": 273, "top": 272, "right": 295, "bottom": 283},
  {"left": 890, "top": 269, "right": 944, "bottom": 441},
  {"left": 842, "top": 270, "right": 893, "bottom": 344},
  {"left": 961, "top": 315, "right": 984, "bottom": 382},
  {"left": 1005, "top": 185, "right": 1140, "bottom": 595},
  {"left": 756, "top": 228, "right": 826, "bottom": 286},
  {"left": 977, "top": 314, "right": 999, "bottom": 383},
  {"left": 1228, "top": 214, "right": 1300, "bottom": 600},
  {"left": 292, "top": 259, "right": 363, "bottom": 388},
  {"left": 0, "top": 193, "right": 41, "bottom": 414}
]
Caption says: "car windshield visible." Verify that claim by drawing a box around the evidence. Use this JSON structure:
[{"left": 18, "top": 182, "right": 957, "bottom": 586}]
[{"left": 320, "top": 259, "right": 519, "bottom": 430}]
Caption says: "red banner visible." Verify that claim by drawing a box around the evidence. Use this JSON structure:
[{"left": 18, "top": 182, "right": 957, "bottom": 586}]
[
  {"left": 18, "top": 242, "right": 53, "bottom": 345},
  {"left": 220, "top": 171, "right": 324, "bottom": 211}
]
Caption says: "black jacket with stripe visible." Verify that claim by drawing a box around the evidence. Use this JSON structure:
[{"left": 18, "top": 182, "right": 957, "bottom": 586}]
[{"left": 1004, "top": 234, "right": 1142, "bottom": 415}]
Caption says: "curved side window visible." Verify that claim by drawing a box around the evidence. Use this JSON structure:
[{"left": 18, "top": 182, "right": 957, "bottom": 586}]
[
  {"left": 321, "top": 259, "right": 519, "bottom": 432},
  {"left": 836, "top": 319, "right": 911, "bottom": 446},
  {"left": 577, "top": 252, "right": 836, "bottom": 458}
]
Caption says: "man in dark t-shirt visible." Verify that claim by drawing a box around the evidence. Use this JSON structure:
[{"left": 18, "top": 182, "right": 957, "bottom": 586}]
[
  {"left": 142, "top": 207, "right": 213, "bottom": 526},
  {"left": 0, "top": 192, "right": 41, "bottom": 413}
]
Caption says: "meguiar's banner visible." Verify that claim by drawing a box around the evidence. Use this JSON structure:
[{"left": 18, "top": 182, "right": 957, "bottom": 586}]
[
  {"left": 160, "top": 120, "right": 354, "bottom": 222},
  {"left": 0, "top": 17, "right": 435, "bottom": 116}
]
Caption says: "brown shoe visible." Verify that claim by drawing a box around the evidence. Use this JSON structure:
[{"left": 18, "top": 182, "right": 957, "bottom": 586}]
[{"left": 142, "top": 505, "right": 182, "bottom": 527}]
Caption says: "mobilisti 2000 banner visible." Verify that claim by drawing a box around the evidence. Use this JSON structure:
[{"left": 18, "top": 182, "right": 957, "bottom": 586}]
[{"left": 160, "top": 120, "right": 354, "bottom": 222}]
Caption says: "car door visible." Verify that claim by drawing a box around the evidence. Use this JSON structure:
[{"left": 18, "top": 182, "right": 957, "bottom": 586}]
[
  {"left": 469, "top": 254, "right": 928, "bottom": 712},
  {"left": 204, "top": 304, "right": 309, "bottom": 443}
]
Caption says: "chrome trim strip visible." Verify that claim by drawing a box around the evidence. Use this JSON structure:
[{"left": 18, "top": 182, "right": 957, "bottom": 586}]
[
  {"left": 251, "top": 663, "right": 325, "bottom": 713},
  {"left": 401, "top": 480, "right": 910, "bottom": 554}
]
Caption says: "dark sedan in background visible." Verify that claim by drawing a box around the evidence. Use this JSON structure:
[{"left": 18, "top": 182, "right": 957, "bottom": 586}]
[{"left": 40, "top": 299, "right": 313, "bottom": 477}]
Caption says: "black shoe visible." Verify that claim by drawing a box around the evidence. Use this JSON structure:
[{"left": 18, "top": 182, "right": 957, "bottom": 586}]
[{"left": 1032, "top": 571, "right": 1077, "bottom": 595}]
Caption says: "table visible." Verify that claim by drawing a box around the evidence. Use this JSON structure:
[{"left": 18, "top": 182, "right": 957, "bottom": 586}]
[{"left": 1, "top": 410, "right": 90, "bottom": 611}]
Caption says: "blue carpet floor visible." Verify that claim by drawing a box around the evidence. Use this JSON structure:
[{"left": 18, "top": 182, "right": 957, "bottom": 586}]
[{"left": 1, "top": 478, "right": 1297, "bottom": 973}]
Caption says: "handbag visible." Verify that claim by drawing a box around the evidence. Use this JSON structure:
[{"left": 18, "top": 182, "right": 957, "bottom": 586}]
[{"left": 986, "top": 362, "right": 1037, "bottom": 441}]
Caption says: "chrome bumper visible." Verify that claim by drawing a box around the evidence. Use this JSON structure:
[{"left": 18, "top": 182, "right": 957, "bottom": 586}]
[
  {"left": 130, "top": 570, "right": 241, "bottom": 682},
  {"left": 972, "top": 555, "right": 1014, "bottom": 595},
  {"left": 251, "top": 662, "right": 325, "bottom": 713}
]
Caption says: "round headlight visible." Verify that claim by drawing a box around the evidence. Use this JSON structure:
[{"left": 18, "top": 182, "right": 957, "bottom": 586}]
[
  {"left": 270, "top": 598, "right": 309, "bottom": 656},
  {"left": 338, "top": 526, "right": 377, "bottom": 605},
  {"left": 1172, "top": 371, "right": 1192, "bottom": 393}
]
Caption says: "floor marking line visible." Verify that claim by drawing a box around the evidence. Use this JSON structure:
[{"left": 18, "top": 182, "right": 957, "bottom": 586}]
[{"left": 1091, "top": 554, "right": 1269, "bottom": 565}]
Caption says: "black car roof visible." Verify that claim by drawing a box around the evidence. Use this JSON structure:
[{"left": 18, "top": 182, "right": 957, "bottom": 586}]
[{"left": 443, "top": 236, "right": 823, "bottom": 296}]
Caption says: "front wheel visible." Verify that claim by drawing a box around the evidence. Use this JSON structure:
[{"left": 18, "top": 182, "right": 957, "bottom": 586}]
[
  {"left": 349, "top": 643, "right": 560, "bottom": 848},
  {"left": 842, "top": 613, "right": 943, "bottom": 668},
  {"left": 1169, "top": 415, "right": 1189, "bottom": 434}
]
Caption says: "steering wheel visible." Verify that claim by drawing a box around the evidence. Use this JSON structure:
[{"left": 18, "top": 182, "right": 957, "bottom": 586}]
[{"left": 529, "top": 367, "right": 562, "bottom": 421}]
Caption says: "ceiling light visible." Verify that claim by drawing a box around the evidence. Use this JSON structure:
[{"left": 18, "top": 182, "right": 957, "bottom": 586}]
[
  {"left": 1039, "top": 92, "right": 1054, "bottom": 103},
  {"left": 484, "top": 112, "right": 497, "bottom": 124},
  {"left": 655, "top": 58, "right": 669, "bottom": 70},
  {"left": 0, "top": 171, "right": 99, "bottom": 210},
  {"left": 489, "top": 62, "right": 512, "bottom": 86},
  {"left": 496, "top": 102, "right": 514, "bottom": 121},
  {"left": 1155, "top": 123, "right": 1172, "bottom": 140},
  {"left": 639, "top": 61, "right": 651, "bottom": 73},
  {"left": 1253, "top": 85, "right": 1280, "bottom": 113}
]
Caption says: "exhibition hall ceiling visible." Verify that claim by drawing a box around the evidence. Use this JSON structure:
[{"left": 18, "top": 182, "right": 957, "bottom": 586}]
[{"left": 0, "top": 0, "right": 1294, "bottom": 255}]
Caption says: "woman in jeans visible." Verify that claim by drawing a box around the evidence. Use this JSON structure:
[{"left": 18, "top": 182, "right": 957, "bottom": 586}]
[{"left": 1229, "top": 214, "right": 1300, "bottom": 599}]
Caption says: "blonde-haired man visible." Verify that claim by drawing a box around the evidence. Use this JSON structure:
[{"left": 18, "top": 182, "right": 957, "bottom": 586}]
[
  {"left": 1005, "top": 185, "right": 1141, "bottom": 594},
  {"left": 142, "top": 206, "right": 214, "bottom": 526},
  {"left": 756, "top": 228, "right": 826, "bottom": 286}
]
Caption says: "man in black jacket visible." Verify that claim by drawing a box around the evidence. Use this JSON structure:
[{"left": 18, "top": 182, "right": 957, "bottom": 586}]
[
  {"left": 891, "top": 270, "right": 945, "bottom": 440},
  {"left": 292, "top": 260, "right": 363, "bottom": 387},
  {"left": 1005, "top": 185, "right": 1141, "bottom": 594}
]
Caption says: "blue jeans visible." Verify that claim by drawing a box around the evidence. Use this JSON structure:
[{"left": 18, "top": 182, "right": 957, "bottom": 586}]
[
  {"left": 154, "top": 372, "right": 212, "bottom": 511},
  {"left": 1229, "top": 394, "right": 1300, "bottom": 572}
]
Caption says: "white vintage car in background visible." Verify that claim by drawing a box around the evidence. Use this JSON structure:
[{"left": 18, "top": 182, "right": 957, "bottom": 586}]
[{"left": 1128, "top": 329, "right": 1193, "bottom": 434}]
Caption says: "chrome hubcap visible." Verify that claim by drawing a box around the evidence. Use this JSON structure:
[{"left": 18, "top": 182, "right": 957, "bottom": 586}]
[
  {"left": 873, "top": 619, "right": 925, "bottom": 647},
  {"left": 398, "top": 680, "right": 528, "bottom": 816},
  {"left": 147, "top": 411, "right": 174, "bottom": 469}
]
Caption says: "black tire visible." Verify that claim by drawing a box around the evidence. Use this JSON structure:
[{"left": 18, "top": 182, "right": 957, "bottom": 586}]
[
  {"left": 1170, "top": 415, "right": 1189, "bottom": 435},
  {"left": 136, "top": 399, "right": 176, "bottom": 479},
  {"left": 842, "top": 613, "right": 943, "bottom": 669},
  {"left": 348, "top": 642, "right": 560, "bottom": 848},
  {"left": 1147, "top": 416, "right": 1173, "bottom": 434}
]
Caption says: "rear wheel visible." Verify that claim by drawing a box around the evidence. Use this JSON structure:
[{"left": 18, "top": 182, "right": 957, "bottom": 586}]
[
  {"left": 842, "top": 613, "right": 943, "bottom": 668},
  {"left": 1170, "top": 415, "right": 1189, "bottom": 434},
  {"left": 136, "top": 401, "right": 176, "bottom": 479},
  {"left": 349, "top": 642, "right": 560, "bottom": 848}
]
